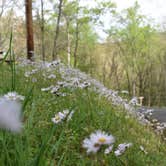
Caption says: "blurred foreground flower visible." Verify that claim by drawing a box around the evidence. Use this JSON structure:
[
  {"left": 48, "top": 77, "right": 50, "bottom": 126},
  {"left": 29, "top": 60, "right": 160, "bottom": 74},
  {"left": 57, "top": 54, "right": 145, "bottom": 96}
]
[
  {"left": 82, "top": 130, "right": 115, "bottom": 154},
  {"left": 4, "top": 92, "right": 25, "bottom": 102},
  {"left": 0, "top": 93, "right": 24, "bottom": 132}
]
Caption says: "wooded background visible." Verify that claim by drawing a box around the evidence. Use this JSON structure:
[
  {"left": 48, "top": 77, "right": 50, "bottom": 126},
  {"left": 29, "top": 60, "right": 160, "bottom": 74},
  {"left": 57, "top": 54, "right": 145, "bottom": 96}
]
[{"left": 1, "top": 0, "right": 166, "bottom": 106}]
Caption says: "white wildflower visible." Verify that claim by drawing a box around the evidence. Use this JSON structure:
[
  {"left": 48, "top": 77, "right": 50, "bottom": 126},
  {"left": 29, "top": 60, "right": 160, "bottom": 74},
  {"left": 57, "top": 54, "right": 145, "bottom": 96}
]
[
  {"left": 121, "top": 90, "right": 129, "bottom": 94},
  {"left": 129, "top": 97, "right": 139, "bottom": 106},
  {"left": 140, "top": 145, "right": 148, "bottom": 154},
  {"left": 67, "top": 110, "right": 74, "bottom": 121},
  {"left": 82, "top": 130, "right": 115, "bottom": 154},
  {"left": 51, "top": 109, "right": 74, "bottom": 124},
  {"left": 47, "top": 74, "right": 56, "bottom": 79},
  {"left": 62, "top": 109, "right": 74, "bottom": 121},
  {"left": 0, "top": 97, "right": 22, "bottom": 132},
  {"left": 51, "top": 112, "right": 66, "bottom": 124},
  {"left": 55, "top": 92, "right": 67, "bottom": 97},
  {"left": 83, "top": 138, "right": 100, "bottom": 154},
  {"left": 57, "top": 81, "right": 66, "bottom": 87},
  {"left": 79, "top": 82, "right": 91, "bottom": 89},
  {"left": 90, "top": 130, "right": 115, "bottom": 146},
  {"left": 24, "top": 71, "right": 31, "bottom": 77},
  {"left": 63, "top": 109, "right": 69, "bottom": 115},
  {"left": 41, "top": 85, "right": 54, "bottom": 92},
  {"left": 114, "top": 143, "right": 132, "bottom": 156},
  {"left": 50, "top": 86, "right": 60, "bottom": 94},
  {"left": 4, "top": 92, "right": 25, "bottom": 102},
  {"left": 145, "top": 109, "right": 154, "bottom": 115},
  {"left": 51, "top": 60, "right": 61, "bottom": 66},
  {"left": 104, "top": 145, "right": 114, "bottom": 154}
]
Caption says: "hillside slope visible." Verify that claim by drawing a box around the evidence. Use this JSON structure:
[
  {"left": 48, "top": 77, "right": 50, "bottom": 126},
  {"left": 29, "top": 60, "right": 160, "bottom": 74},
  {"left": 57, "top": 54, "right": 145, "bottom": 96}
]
[{"left": 0, "top": 59, "right": 166, "bottom": 166}]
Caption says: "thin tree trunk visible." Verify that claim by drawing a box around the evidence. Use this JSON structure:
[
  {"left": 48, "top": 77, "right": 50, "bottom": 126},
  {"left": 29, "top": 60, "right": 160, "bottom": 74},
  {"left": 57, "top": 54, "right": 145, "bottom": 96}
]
[
  {"left": 0, "top": 33, "right": 2, "bottom": 49},
  {"left": 40, "top": 0, "right": 45, "bottom": 61},
  {"left": 67, "top": 29, "right": 71, "bottom": 66},
  {"left": 73, "top": 20, "right": 79, "bottom": 67},
  {"left": 148, "top": 71, "right": 152, "bottom": 107},
  {"left": 66, "top": 21, "right": 71, "bottom": 66},
  {"left": 25, "top": 0, "right": 34, "bottom": 60},
  {"left": 125, "top": 69, "right": 131, "bottom": 96},
  {"left": 132, "top": 80, "right": 136, "bottom": 96},
  {"left": 89, "top": 51, "right": 93, "bottom": 75},
  {"left": 52, "top": 0, "right": 63, "bottom": 60},
  {"left": 102, "top": 59, "right": 107, "bottom": 85},
  {"left": 138, "top": 72, "right": 143, "bottom": 96}
]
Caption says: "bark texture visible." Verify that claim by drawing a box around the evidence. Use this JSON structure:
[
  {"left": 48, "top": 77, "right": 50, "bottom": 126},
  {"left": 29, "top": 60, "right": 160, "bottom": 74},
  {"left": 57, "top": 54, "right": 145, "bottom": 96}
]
[{"left": 25, "top": 0, "right": 34, "bottom": 60}]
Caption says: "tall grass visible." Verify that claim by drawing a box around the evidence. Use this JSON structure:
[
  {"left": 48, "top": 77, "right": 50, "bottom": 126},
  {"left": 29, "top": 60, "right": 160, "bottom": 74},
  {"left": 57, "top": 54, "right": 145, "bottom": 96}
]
[{"left": 0, "top": 45, "right": 166, "bottom": 165}]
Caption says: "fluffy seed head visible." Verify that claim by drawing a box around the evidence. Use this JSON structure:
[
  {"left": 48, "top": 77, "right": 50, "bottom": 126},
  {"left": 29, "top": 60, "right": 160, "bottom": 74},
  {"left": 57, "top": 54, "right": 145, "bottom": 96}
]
[{"left": 0, "top": 97, "right": 22, "bottom": 132}]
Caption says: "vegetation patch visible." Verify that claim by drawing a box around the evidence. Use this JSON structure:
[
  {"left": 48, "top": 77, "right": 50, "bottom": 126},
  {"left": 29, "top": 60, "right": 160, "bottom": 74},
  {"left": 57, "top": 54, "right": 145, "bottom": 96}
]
[{"left": 0, "top": 61, "right": 165, "bottom": 166}]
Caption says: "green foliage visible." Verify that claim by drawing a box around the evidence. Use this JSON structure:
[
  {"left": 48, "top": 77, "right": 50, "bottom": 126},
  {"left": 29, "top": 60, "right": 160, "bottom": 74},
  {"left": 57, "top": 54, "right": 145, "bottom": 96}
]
[
  {"left": 77, "top": 24, "right": 98, "bottom": 74},
  {"left": 105, "top": 2, "right": 166, "bottom": 105},
  {"left": 0, "top": 64, "right": 166, "bottom": 165},
  {"left": 2, "top": 0, "right": 166, "bottom": 106}
]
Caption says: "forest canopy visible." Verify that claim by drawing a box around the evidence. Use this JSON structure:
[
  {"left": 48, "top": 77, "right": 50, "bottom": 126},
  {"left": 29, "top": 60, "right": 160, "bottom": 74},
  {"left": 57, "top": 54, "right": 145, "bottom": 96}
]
[{"left": 0, "top": 0, "right": 166, "bottom": 106}]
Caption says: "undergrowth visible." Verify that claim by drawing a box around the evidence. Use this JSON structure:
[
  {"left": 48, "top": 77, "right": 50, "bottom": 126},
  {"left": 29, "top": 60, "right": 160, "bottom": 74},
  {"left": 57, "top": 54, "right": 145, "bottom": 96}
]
[{"left": 0, "top": 61, "right": 166, "bottom": 166}]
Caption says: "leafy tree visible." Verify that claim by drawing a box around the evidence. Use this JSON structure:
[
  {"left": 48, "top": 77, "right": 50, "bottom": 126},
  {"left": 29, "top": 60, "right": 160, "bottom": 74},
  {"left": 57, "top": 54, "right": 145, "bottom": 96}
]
[
  {"left": 52, "top": 0, "right": 63, "bottom": 60},
  {"left": 108, "top": 2, "right": 157, "bottom": 97}
]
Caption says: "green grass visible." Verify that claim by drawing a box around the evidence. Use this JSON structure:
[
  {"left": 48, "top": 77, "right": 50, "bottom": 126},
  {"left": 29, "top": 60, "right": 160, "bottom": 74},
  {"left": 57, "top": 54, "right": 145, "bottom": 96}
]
[{"left": 0, "top": 63, "right": 166, "bottom": 166}]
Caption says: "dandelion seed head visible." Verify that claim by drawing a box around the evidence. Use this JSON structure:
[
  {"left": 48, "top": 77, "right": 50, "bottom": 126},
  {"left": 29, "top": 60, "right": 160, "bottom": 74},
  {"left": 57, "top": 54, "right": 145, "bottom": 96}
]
[{"left": 0, "top": 97, "right": 22, "bottom": 132}]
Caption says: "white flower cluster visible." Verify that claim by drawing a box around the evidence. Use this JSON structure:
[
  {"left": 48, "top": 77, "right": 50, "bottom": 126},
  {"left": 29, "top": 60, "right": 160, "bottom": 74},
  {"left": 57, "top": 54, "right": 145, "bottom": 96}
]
[
  {"left": 0, "top": 92, "right": 25, "bottom": 132},
  {"left": 17, "top": 59, "right": 153, "bottom": 156},
  {"left": 24, "top": 69, "right": 38, "bottom": 77},
  {"left": 19, "top": 59, "right": 153, "bottom": 127},
  {"left": 82, "top": 131, "right": 133, "bottom": 156},
  {"left": 41, "top": 85, "right": 67, "bottom": 97},
  {"left": 51, "top": 110, "right": 74, "bottom": 124}
]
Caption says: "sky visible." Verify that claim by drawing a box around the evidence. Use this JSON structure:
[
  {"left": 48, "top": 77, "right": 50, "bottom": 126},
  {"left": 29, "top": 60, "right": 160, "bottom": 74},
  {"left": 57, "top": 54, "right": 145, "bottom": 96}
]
[
  {"left": 15, "top": 0, "right": 166, "bottom": 40},
  {"left": 114, "top": 0, "right": 166, "bottom": 23},
  {"left": 17, "top": 0, "right": 166, "bottom": 26},
  {"left": 80, "top": 0, "right": 166, "bottom": 40},
  {"left": 80, "top": 0, "right": 166, "bottom": 23}
]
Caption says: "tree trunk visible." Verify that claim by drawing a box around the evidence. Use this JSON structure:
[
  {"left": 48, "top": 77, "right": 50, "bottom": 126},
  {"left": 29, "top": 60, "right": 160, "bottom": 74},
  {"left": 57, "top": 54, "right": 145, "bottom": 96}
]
[
  {"left": 148, "top": 71, "right": 152, "bottom": 107},
  {"left": 125, "top": 69, "right": 131, "bottom": 96},
  {"left": 40, "top": 0, "right": 45, "bottom": 61},
  {"left": 73, "top": 20, "right": 79, "bottom": 67},
  {"left": 25, "top": 0, "right": 34, "bottom": 60},
  {"left": 102, "top": 59, "right": 107, "bottom": 85},
  {"left": 52, "top": 0, "right": 63, "bottom": 60},
  {"left": 66, "top": 21, "right": 71, "bottom": 66},
  {"left": 132, "top": 80, "right": 136, "bottom": 97},
  {"left": 138, "top": 72, "right": 143, "bottom": 96}
]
